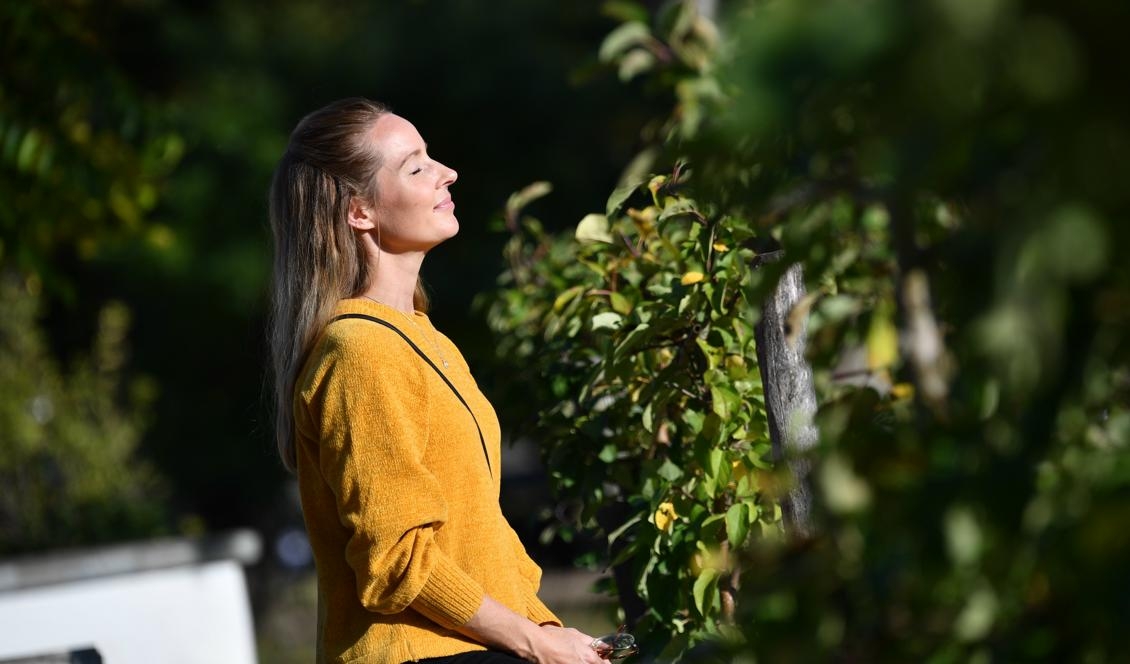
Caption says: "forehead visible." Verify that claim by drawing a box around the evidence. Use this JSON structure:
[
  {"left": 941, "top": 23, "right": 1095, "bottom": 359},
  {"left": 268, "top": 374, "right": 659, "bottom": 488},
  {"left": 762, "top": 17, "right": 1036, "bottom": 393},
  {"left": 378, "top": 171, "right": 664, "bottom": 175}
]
[{"left": 368, "top": 114, "right": 425, "bottom": 163}]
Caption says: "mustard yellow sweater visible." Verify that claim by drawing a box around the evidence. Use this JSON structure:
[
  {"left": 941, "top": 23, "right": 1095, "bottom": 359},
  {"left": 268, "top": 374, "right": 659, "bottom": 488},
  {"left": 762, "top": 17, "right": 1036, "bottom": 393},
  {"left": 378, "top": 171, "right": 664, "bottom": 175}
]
[{"left": 294, "top": 298, "right": 559, "bottom": 664}]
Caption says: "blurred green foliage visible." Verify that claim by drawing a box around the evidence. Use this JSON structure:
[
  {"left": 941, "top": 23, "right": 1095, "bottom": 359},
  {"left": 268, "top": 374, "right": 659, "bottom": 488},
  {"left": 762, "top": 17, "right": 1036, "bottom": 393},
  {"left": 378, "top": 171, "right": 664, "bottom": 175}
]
[
  {"left": 1, "top": 0, "right": 661, "bottom": 552},
  {"left": 0, "top": 272, "right": 166, "bottom": 555},
  {"left": 2, "top": 0, "right": 668, "bottom": 560},
  {"left": 0, "top": 1, "right": 183, "bottom": 292},
  {"left": 484, "top": 0, "right": 1130, "bottom": 660}
]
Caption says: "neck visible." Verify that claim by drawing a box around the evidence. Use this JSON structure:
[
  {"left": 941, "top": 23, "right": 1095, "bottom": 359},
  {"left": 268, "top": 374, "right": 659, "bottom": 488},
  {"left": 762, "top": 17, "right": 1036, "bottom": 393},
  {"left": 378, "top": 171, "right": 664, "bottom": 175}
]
[{"left": 358, "top": 235, "right": 424, "bottom": 314}]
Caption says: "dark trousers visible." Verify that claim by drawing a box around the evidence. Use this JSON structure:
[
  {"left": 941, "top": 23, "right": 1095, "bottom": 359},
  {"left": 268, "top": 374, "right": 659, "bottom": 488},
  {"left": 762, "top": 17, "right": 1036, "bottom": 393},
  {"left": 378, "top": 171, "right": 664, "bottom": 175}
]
[{"left": 416, "top": 652, "right": 529, "bottom": 664}]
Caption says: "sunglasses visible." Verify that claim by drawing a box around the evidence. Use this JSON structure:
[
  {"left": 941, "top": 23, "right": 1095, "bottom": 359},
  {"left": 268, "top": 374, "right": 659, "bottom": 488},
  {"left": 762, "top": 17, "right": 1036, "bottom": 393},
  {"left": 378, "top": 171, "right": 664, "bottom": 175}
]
[{"left": 591, "top": 625, "right": 639, "bottom": 661}]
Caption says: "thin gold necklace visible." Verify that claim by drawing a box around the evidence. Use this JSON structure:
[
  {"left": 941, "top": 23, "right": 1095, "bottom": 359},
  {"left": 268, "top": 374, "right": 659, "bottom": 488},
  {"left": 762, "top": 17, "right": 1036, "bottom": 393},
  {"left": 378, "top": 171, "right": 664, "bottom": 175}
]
[{"left": 362, "top": 295, "right": 450, "bottom": 369}]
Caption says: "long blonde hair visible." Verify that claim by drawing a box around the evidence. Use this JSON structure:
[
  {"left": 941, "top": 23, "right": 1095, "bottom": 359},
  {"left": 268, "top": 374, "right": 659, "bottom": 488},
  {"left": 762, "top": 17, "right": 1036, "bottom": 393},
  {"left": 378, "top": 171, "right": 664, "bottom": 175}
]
[{"left": 268, "top": 97, "right": 428, "bottom": 472}]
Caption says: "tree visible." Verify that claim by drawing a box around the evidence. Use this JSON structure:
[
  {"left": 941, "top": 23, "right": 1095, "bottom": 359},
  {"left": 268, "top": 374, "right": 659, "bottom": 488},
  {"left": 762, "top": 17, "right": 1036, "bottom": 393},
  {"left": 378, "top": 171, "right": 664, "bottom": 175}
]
[{"left": 484, "top": 0, "right": 1130, "bottom": 660}]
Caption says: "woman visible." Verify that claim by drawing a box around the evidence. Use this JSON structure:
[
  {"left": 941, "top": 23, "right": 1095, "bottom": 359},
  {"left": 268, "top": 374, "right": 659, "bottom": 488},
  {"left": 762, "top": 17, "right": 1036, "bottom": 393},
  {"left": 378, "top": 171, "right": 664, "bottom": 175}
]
[{"left": 268, "top": 98, "right": 608, "bottom": 664}]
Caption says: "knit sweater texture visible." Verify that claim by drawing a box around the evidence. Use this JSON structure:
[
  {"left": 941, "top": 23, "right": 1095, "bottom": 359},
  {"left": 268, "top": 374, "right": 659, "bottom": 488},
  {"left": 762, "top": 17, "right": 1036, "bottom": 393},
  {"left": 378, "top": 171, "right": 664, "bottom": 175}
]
[{"left": 294, "top": 298, "right": 559, "bottom": 664}]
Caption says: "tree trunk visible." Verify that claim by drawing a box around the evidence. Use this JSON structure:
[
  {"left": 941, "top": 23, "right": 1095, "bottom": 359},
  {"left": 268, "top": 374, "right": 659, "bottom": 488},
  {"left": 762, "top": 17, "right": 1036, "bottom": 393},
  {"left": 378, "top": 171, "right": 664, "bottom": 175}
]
[{"left": 754, "top": 261, "right": 819, "bottom": 537}]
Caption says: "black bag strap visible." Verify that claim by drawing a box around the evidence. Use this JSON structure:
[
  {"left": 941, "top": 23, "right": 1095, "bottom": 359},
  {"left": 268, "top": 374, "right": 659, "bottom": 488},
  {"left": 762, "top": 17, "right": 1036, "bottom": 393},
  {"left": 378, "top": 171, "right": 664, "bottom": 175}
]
[{"left": 330, "top": 313, "right": 492, "bottom": 478}]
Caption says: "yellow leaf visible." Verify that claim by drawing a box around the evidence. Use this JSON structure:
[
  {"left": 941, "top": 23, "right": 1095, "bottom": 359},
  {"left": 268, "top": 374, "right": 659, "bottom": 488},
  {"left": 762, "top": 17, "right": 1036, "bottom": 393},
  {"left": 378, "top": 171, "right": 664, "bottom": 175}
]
[
  {"left": 681, "top": 271, "right": 705, "bottom": 285},
  {"left": 866, "top": 307, "right": 899, "bottom": 369},
  {"left": 654, "top": 501, "right": 679, "bottom": 532},
  {"left": 891, "top": 382, "right": 915, "bottom": 400},
  {"left": 712, "top": 242, "right": 729, "bottom": 252},
  {"left": 553, "top": 286, "right": 584, "bottom": 312},
  {"left": 627, "top": 206, "right": 659, "bottom": 225},
  {"left": 731, "top": 460, "right": 748, "bottom": 484}
]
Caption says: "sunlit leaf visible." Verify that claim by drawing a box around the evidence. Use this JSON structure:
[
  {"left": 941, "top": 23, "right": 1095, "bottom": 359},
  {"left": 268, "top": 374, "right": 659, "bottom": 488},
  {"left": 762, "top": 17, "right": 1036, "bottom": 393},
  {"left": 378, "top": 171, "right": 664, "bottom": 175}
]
[
  {"left": 725, "top": 502, "right": 750, "bottom": 548},
  {"left": 610, "top": 291, "right": 633, "bottom": 315},
  {"left": 866, "top": 305, "right": 899, "bottom": 370},
  {"left": 693, "top": 568, "right": 718, "bottom": 615},
  {"left": 599, "top": 21, "right": 652, "bottom": 63},
  {"left": 576, "top": 213, "right": 615, "bottom": 244},
  {"left": 654, "top": 501, "right": 679, "bottom": 532},
  {"left": 553, "top": 285, "right": 585, "bottom": 312},
  {"left": 592, "top": 311, "right": 623, "bottom": 331}
]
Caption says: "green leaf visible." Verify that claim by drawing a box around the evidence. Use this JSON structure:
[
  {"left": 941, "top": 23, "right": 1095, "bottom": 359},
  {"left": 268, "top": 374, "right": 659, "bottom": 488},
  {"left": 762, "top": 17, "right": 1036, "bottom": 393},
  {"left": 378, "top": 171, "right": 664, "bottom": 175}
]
[
  {"left": 607, "top": 511, "right": 643, "bottom": 546},
  {"left": 696, "top": 337, "right": 721, "bottom": 370},
  {"left": 619, "top": 49, "right": 656, "bottom": 81},
  {"left": 642, "top": 400, "right": 655, "bottom": 432},
  {"left": 602, "top": 1, "right": 649, "bottom": 24},
  {"left": 17, "top": 129, "right": 43, "bottom": 173},
  {"left": 682, "top": 409, "right": 705, "bottom": 434},
  {"left": 609, "top": 291, "right": 633, "bottom": 315},
  {"left": 608, "top": 538, "right": 642, "bottom": 568},
  {"left": 613, "top": 322, "right": 653, "bottom": 360},
  {"left": 592, "top": 311, "right": 623, "bottom": 331},
  {"left": 599, "top": 443, "right": 618, "bottom": 463},
  {"left": 708, "top": 448, "right": 725, "bottom": 479},
  {"left": 693, "top": 568, "right": 718, "bottom": 616},
  {"left": 710, "top": 384, "right": 739, "bottom": 419},
  {"left": 726, "top": 502, "right": 750, "bottom": 548},
  {"left": 576, "top": 213, "right": 614, "bottom": 244},
  {"left": 657, "top": 458, "right": 683, "bottom": 482},
  {"left": 505, "top": 181, "right": 553, "bottom": 220},
  {"left": 553, "top": 285, "right": 585, "bottom": 312},
  {"left": 606, "top": 177, "right": 647, "bottom": 217},
  {"left": 657, "top": 197, "right": 699, "bottom": 222},
  {"left": 599, "top": 21, "right": 652, "bottom": 63}
]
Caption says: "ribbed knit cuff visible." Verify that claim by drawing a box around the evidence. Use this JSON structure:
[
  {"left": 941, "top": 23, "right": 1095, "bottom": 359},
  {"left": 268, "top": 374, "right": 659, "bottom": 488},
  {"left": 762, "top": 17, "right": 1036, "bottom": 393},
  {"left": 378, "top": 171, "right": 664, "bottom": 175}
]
[
  {"left": 524, "top": 587, "right": 561, "bottom": 627},
  {"left": 411, "top": 552, "right": 486, "bottom": 629}
]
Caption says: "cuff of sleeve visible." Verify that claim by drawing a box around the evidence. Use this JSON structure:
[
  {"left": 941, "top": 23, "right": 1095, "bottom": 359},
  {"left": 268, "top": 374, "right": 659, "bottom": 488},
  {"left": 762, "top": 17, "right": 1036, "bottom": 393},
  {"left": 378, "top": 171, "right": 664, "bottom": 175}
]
[
  {"left": 411, "top": 552, "right": 486, "bottom": 629},
  {"left": 524, "top": 587, "right": 561, "bottom": 627}
]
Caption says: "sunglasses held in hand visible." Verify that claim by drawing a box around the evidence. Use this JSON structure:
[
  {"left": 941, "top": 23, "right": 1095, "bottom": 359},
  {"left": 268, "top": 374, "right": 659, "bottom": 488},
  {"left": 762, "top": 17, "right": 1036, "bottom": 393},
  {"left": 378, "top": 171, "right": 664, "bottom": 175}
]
[{"left": 590, "top": 625, "right": 639, "bottom": 661}]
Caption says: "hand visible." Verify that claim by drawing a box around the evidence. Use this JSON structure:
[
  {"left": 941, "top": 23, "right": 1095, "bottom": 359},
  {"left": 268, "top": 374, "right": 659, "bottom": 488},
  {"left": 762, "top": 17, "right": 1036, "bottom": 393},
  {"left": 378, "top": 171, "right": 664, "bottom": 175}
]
[{"left": 527, "top": 625, "right": 606, "bottom": 664}]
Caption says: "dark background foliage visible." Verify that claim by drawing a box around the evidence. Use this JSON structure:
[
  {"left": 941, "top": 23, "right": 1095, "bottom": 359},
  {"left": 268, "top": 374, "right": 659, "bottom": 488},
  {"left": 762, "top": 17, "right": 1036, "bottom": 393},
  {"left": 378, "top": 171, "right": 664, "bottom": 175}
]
[{"left": 1, "top": 0, "right": 666, "bottom": 556}]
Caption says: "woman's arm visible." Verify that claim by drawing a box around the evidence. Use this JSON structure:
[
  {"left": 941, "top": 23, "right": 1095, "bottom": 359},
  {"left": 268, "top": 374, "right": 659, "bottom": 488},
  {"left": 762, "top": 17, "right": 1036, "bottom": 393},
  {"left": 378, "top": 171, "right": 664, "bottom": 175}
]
[
  {"left": 456, "top": 595, "right": 605, "bottom": 664},
  {"left": 499, "top": 516, "right": 562, "bottom": 626}
]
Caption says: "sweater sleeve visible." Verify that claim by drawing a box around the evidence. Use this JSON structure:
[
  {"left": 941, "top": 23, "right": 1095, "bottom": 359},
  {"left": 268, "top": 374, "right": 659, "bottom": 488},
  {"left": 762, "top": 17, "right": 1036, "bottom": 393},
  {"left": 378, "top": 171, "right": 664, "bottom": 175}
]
[
  {"left": 303, "top": 327, "right": 486, "bottom": 628},
  {"left": 502, "top": 518, "right": 561, "bottom": 626}
]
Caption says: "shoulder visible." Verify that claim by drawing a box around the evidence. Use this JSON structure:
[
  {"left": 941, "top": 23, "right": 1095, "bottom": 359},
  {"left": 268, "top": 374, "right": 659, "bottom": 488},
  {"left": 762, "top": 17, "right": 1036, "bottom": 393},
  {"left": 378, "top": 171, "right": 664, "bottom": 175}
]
[
  {"left": 318, "top": 315, "right": 421, "bottom": 374},
  {"left": 298, "top": 311, "right": 425, "bottom": 401}
]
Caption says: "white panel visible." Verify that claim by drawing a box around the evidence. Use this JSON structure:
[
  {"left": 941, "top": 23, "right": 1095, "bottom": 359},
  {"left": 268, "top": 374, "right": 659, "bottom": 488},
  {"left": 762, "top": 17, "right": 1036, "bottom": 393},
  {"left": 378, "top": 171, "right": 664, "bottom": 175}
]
[{"left": 0, "top": 560, "right": 257, "bottom": 664}]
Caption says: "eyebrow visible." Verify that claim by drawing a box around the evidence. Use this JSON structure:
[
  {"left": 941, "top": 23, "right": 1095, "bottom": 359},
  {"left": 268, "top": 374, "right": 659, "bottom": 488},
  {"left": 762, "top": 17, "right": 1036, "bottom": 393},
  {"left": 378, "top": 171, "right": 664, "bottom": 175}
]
[{"left": 398, "top": 145, "right": 427, "bottom": 170}]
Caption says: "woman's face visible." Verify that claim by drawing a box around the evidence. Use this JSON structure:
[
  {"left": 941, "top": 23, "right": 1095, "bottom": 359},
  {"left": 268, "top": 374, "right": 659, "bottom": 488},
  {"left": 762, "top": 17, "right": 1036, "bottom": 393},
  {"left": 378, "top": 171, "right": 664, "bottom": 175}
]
[{"left": 367, "top": 113, "right": 459, "bottom": 253}]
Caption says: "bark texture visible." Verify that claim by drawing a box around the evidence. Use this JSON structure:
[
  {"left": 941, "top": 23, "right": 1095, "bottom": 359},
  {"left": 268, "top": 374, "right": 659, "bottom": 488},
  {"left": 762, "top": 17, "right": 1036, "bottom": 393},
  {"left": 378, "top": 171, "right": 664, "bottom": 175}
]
[{"left": 755, "top": 262, "right": 819, "bottom": 536}]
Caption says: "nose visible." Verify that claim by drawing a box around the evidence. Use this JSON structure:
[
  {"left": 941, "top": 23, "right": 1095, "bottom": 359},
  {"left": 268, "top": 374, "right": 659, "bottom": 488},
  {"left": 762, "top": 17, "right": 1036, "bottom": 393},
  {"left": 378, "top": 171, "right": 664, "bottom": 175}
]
[{"left": 439, "top": 162, "right": 457, "bottom": 188}]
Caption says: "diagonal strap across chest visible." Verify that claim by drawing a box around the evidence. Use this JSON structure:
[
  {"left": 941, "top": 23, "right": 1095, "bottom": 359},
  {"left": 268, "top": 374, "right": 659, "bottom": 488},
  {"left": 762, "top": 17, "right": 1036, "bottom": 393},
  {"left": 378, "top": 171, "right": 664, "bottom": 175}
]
[{"left": 330, "top": 313, "right": 493, "bottom": 479}]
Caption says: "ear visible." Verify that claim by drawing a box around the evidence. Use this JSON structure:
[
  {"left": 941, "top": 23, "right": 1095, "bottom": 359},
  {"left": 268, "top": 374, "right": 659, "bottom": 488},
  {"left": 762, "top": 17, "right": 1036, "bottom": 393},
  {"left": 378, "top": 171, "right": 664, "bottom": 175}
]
[{"left": 347, "top": 195, "right": 378, "bottom": 231}]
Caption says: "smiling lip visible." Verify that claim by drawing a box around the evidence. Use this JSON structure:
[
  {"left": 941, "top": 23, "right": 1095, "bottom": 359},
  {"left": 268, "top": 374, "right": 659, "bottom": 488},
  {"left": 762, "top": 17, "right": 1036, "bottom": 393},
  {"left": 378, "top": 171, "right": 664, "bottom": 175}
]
[{"left": 434, "top": 195, "right": 454, "bottom": 211}]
